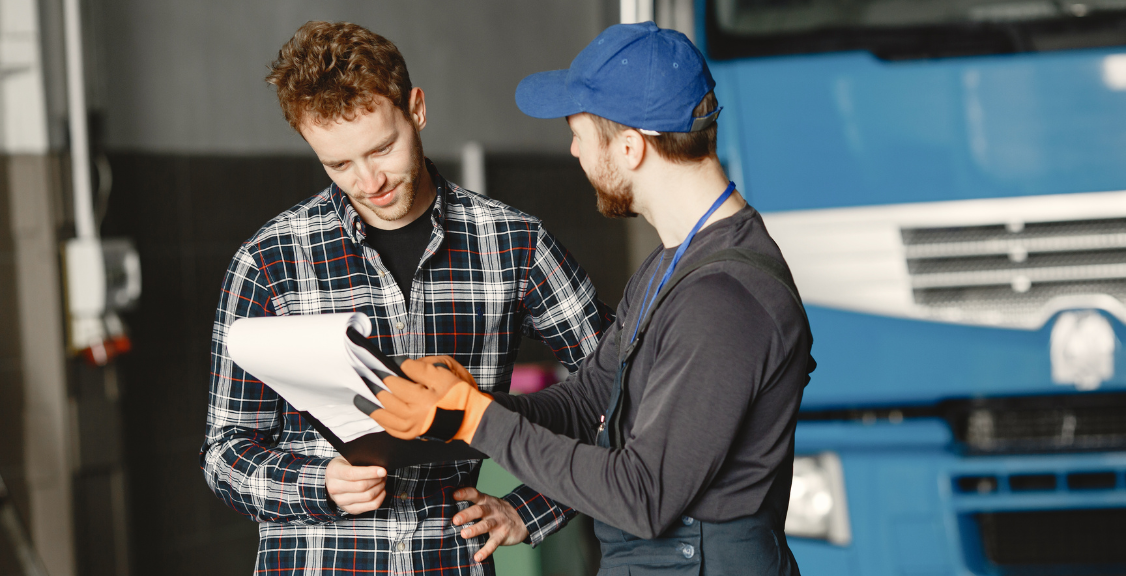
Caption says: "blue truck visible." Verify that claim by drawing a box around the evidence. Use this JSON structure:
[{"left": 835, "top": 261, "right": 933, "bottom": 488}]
[{"left": 694, "top": 0, "right": 1126, "bottom": 574}]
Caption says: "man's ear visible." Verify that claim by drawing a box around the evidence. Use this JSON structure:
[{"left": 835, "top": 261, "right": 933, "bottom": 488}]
[
  {"left": 409, "top": 87, "right": 427, "bottom": 131},
  {"left": 619, "top": 128, "right": 647, "bottom": 171}
]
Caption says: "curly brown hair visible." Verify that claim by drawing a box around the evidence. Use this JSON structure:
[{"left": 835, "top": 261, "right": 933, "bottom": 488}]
[
  {"left": 266, "top": 21, "right": 413, "bottom": 131},
  {"left": 590, "top": 91, "right": 718, "bottom": 163}
]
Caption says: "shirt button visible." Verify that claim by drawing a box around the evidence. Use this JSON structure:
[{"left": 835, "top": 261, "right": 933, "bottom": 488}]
[
  {"left": 398, "top": 492, "right": 408, "bottom": 500},
  {"left": 395, "top": 541, "right": 406, "bottom": 552},
  {"left": 395, "top": 321, "right": 405, "bottom": 330},
  {"left": 678, "top": 543, "right": 695, "bottom": 559},
  {"left": 682, "top": 516, "right": 695, "bottom": 526},
  {"left": 377, "top": 269, "right": 385, "bottom": 277}
]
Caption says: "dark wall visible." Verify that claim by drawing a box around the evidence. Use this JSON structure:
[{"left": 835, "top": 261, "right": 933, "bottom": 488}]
[
  {"left": 486, "top": 154, "right": 630, "bottom": 361},
  {"left": 99, "top": 152, "right": 624, "bottom": 574},
  {"left": 100, "top": 154, "right": 332, "bottom": 574}
]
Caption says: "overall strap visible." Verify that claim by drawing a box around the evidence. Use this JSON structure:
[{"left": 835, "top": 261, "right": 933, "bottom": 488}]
[
  {"left": 619, "top": 247, "right": 807, "bottom": 364},
  {"left": 599, "top": 248, "right": 810, "bottom": 450}
]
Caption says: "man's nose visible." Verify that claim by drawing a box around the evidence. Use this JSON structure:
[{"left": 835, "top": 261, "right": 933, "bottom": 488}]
[
  {"left": 570, "top": 138, "right": 580, "bottom": 159},
  {"left": 357, "top": 163, "right": 386, "bottom": 193}
]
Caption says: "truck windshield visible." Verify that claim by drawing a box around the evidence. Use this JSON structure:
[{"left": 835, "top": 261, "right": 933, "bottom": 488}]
[{"left": 707, "top": 0, "right": 1126, "bottom": 60}]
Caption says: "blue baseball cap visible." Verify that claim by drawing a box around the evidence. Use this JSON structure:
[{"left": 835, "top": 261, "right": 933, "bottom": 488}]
[{"left": 515, "top": 22, "right": 719, "bottom": 134}]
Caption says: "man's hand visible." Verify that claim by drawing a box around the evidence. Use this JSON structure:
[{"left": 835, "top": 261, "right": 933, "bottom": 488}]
[
  {"left": 418, "top": 355, "right": 478, "bottom": 388},
  {"left": 325, "top": 455, "right": 387, "bottom": 515},
  {"left": 452, "top": 487, "right": 530, "bottom": 562},
  {"left": 369, "top": 358, "right": 492, "bottom": 443}
]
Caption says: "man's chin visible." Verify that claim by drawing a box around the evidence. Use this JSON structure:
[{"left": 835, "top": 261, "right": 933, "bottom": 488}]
[
  {"left": 594, "top": 191, "right": 636, "bottom": 219},
  {"left": 368, "top": 202, "right": 412, "bottom": 222},
  {"left": 360, "top": 189, "right": 417, "bottom": 223}
]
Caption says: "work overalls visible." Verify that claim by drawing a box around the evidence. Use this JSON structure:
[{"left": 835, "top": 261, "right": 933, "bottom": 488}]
[{"left": 593, "top": 248, "right": 806, "bottom": 576}]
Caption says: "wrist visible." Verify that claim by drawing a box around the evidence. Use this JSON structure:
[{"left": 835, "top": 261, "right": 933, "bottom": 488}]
[
  {"left": 298, "top": 456, "right": 345, "bottom": 521},
  {"left": 500, "top": 492, "right": 536, "bottom": 545},
  {"left": 453, "top": 387, "right": 492, "bottom": 444}
]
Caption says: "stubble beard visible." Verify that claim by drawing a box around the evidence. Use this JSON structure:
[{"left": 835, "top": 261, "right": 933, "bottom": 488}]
[
  {"left": 354, "top": 131, "right": 425, "bottom": 222},
  {"left": 590, "top": 152, "right": 637, "bottom": 219}
]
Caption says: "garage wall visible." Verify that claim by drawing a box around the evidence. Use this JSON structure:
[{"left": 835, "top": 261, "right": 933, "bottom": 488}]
[{"left": 86, "top": 0, "right": 616, "bottom": 157}]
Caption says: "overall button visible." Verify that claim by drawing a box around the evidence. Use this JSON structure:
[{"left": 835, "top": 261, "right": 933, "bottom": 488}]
[
  {"left": 395, "top": 321, "right": 405, "bottom": 330},
  {"left": 681, "top": 516, "right": 695, "bottom": 526},
  {"left": 677, "top": 543, "right": 695, "bottom": 559}
]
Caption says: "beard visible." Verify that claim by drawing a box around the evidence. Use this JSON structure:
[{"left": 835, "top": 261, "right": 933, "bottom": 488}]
[
  {"left": 355, "top": 130, "right": 425, "bottom": 222},
  {"left": 588, "top": 152, "right": 637, "bottom": 219}
]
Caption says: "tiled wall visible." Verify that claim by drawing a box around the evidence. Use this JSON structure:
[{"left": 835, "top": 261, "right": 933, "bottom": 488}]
[
  {"left": 486, "top": 154, "right": 631, "bottom": 361},
  {"left": 99, "top": 153, "right": 332, "bottom": 574}
]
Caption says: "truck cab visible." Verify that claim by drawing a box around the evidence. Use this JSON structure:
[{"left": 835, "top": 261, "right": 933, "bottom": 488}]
[{"left": 694, "top": 0, "right": 1126, "bottom": 573}]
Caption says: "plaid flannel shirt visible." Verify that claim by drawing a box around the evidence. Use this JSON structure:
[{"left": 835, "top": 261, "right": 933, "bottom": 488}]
[{"left": 201, "top": 162, "right": 613, "bottom": 575}]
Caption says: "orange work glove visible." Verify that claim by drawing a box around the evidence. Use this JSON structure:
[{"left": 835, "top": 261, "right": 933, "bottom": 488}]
[
  {"left": 363, "top": 358, "right": 492, "bottom": 444},
  {"left": 417, "top": 355, "right": 478, "bottom": 388}
]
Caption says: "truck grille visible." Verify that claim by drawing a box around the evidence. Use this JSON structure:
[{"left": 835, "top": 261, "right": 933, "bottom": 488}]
[
  {"left": 948, "top": 393, "right": 1126, "bottom": 454},
  {"left": 800, "top": 392, "right": 1126, "bottom": 455},
  {"left": 901, "top": 217, "right": 1126, "bottom": 326},
  {"left": 977, "top": 508, "right": 1126, "bottom": 568}
]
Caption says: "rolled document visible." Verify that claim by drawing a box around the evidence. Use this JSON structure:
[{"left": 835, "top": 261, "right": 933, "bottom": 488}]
[{"left": 227, "top": 312, "right": 392, "bottom": 442}]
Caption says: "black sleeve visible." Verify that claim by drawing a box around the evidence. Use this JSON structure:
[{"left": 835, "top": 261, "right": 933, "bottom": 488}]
[
  {"left": 491, "top": 304, "right": 622, "bottom": 444},
  {"left": 473, "top": 273, "right": 786, "bottom": 538}
]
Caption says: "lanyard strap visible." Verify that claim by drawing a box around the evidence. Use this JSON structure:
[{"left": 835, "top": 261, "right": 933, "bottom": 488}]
[{"left": 629, "top": 181, "right": 737, "bottom": 344}]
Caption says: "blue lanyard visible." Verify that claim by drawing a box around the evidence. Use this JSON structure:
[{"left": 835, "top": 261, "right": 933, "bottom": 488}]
[{"left": 629, "top": 181, "right": 737, "bottom": 344}]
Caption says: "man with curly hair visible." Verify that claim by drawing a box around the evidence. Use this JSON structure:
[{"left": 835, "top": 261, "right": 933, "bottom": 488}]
[{"left": 200, "top": 20, "right": 613, "bottom": 575}]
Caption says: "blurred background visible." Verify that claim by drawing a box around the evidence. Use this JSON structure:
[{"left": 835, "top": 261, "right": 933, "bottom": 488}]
[
  {"left": 0, "top": 1, "right": 641, "bottom": 574},
  {"left": 8, "top": 0, "right": 1126, "bottom": 575}
]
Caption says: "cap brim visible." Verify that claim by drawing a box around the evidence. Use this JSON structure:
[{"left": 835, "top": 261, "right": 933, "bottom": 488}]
[{"left": 515, "top": 69, "right": 583, "bottom": 119}]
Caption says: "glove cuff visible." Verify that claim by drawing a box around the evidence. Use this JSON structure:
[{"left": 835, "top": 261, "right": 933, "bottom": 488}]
[
  {"left": 454, "top": 386, "right": 492, "bottom": 444},
  {"left": 421, "top": 382, "right": 492, "bottom": 444}
]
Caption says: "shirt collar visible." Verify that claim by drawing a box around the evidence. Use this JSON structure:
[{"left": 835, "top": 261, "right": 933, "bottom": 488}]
[
  {"left": 425, "top": 158, "right": 449, "bottom": 230},
  {"left": 333, "top": 157, "right": 450, "bottom": 245}
]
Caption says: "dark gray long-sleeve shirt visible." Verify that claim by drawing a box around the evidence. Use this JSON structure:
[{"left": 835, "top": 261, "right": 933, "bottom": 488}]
[{"left": 472, "top": 205, "right": 814, "bottom": 539}]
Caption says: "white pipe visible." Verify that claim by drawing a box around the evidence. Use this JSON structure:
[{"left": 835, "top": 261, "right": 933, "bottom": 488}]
[
  {"left": 621, "top": 0, "right": 654, "bottom": 23},
  {"left": 460, "top": 141, "right": 486, "bottom": 196},
  {"left": 63, "top": 0, "right": 96, "bottom": 240},
  {"left": 621, "top": 0, "right": 637, "bottom": 23}
]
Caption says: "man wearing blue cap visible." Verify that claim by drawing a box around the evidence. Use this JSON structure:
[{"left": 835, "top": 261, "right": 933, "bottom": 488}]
[{"left": 366, "top": 22, "right": 814, "bottom": 574}]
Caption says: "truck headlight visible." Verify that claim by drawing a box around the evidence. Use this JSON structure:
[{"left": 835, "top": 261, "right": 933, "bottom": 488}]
[{"left": 785, "top": 452, "right": 851, "bottom": 545}]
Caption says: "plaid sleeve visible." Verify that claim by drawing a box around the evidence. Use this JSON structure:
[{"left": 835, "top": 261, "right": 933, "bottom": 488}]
[
  {"left": 498, "top": 223, "right": 614, "bottom": 543},
  {"left": 520, "top": 224, "right": 615, "bottom": 371},
  {"left": 199, "top": 243, "right": 344, "bottom": 525},
  {"left": 502, "top": 484, "right": 575, "bottom": 546}
]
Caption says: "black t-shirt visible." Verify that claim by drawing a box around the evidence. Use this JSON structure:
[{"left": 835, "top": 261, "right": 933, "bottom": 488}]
[{"left": 364, "top": 198, "right": 436, "bottom": 307}]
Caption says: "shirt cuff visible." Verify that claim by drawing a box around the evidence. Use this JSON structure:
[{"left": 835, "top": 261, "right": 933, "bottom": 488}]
[
  {"left": 502, "top": 484, "right": 574, "bottom": 547},
  {"left": 296, "top": 456, "right": 347, "bottom": 521},
  {"left": 478, "top": 404, "right": 575, "bottom": 546}
]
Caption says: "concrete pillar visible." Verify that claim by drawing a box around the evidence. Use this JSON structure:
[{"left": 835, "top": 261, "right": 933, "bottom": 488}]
[
  {"left": 8, "top": 154, "right": 74, "bottom": 576},
  {"left": 3, "top": 0, "right": 77, "bottom": 573}
]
